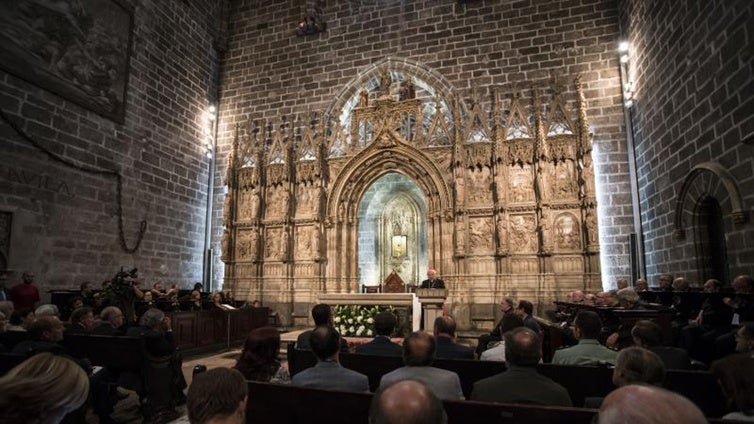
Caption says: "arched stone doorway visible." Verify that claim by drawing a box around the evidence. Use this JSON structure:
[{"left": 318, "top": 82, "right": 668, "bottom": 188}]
[{"left": 357, "top": 172, "right": 429, "bottom": 289}]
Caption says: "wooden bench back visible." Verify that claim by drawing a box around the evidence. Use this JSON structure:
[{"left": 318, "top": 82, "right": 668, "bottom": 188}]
[
  {"left": 246, "top": 381, "right": 598, "bottom": 424},
  {"left": 287, "top": 344, "right": 726, "bottom": 416}
]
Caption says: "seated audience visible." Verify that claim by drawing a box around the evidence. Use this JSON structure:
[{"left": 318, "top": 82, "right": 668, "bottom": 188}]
[
  {"left": 92, "top": 306, "right": 126, "bottom": 336},
  {"left": 234, "top": 326, "right": 290, "bottom": 383},
  {"left": 476, "top": 297, "right": 515, "bottom": 357},
  {"left": 606, "top": 288, "right": 642, "bottom": 348},
  {"left": 369, "top": 380, "right": 447, "bottom": 424},
  {"left": 634, "top": 278, "right": 649, "bottom": 292},
  {"left": 355, "top": 311, "right": 402, "bottom": 356},
  {"left": 616, "top": 278, "right": 629, "bottom": 290},
  {"left": 12, "top": 316, "right": 115, "bottom": 423},
  {"left": 680, "top": 278, "right": 732, "bottom": 363},
  {"left": 7, "top": 309, "right": 35, "bottom": 332},
  {"left": 0, "top": 352, "right": 89, "bottom": 424},
  {"left": 379, "top": 332, "right": 464, "bottom": 400},
  {"left": 733, "top": 322, "right": 754, "bottom": 356},
  {"left": 35, "top": 303, "right": 60, "bottom": 318},
  {"left": 127, "top": 308, "right": 187, "bottom": 405},
  {"left": 631, "top": 320, "right": 691, "bottom": 369},
  {"left": 584, "top": 346, "right": 666, "bottom": 409},
  {"left": 0, "top": 301, "right": 14, "bottom": 322},
  {"left": 296, "top": 304, "right": 348, "bottom": 352},
  {"left": 471, "top": 327, "right": 571, "bottom": 406},
  {"left": 79, "top": 281, "right": 94, "bottom": 306},
  {"left": 480, "top": 312, "right": 524, "bottom": 362},
  {"left": 552, "top": 310, "right": 617, "bottom": 365},
  {"left": 187, "top": 367, "right": 248, "bottom": 424},
  {"left": 13, "top": 316, "right": 67, "bottom": 356},
  {"left": 597, "top": 384, "right": 706, "bottom": 424},
  {"left": 711, "top": 354, "right": 754, "bottom": 422},
  {"left": 515, "top": 300, "right": 541, "bottom": 335},
  {"left": 0, "top": 311, "right": 6, "bottom": 349},
  {"left": 66, "top": 307, "right": 96, "bottom": 334},
  {"left": 716, "top": 275, "right": 754, "bottom": 358},
  {"left": 612, "top": 347, "right": 666, "bottom": 387},
  {"left": 291, "top": 325, "right": 369, "bottom": 392},
  {"left": 432, "top": 315, "right": 474, "bottom": 360}
]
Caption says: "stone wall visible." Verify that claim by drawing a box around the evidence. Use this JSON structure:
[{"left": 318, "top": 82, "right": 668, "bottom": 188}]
[
  {"left": 0, "top": 0, "right": 223, "bottom": 291},
  {"left": 216, "top": 0, "right": 634, "bottom": 292},
  {"left": 619, "top": 0, "right": 754, "bottom": 283}
]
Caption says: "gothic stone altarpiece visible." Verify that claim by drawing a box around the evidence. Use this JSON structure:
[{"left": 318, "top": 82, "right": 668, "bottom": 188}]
[{"left": 221, "top": 68, "right": 600, "bottom": 329}]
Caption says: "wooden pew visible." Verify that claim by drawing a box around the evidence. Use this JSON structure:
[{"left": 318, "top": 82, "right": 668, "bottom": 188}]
[
  {"left": 62, "top": 334, "right": 176, "bottom": 421},
  {"left": 287, "top": 344, "right": 727, "bottom": 416},
  {"left": 246, "top": 381, "right": 599, "bottom": 424}
]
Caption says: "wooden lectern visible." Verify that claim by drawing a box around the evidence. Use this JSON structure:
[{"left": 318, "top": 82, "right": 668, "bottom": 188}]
[{"left": 416, "top": 288, "right": 447, "bottom": 330}]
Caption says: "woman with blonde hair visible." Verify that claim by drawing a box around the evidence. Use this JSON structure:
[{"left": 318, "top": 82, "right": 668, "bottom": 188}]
[{"left": 0, "top": 352, "right": 89, "bottom": 424}]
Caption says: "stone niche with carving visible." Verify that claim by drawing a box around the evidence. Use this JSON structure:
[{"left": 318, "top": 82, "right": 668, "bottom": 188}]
[{"left": 220, "top": 64, "right": 600, "bottom": 328}]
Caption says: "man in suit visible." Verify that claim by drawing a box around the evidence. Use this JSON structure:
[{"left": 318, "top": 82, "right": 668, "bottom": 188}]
[
  {"left": 291, "top": 325, "right": 369, "bottom": 392},
  {"left": 471, "top": 327, "right": 572, "bottom": 406},
  {"left": 420, "top": 269, "right": 445, "bottom": 289},
  {"left": 378, "top": 331, "right": 464, "bottom": 400},
  {"left": 476, "top": 297, "right": 515, "bottom": 357},
  {"left": 92, "top": 306, "right": 126, "bottom": 336},
  {"left": 552, "top": 310, "right": 618, "bottom": 366},
  {"left": 355, "top": 311, "right": 402, "bottom": 356},
  {"left": 296, "top": 303, "right": 348, "bottom": 352},
  {"left": 369, "top": 380, "right": 447, "bottom": 424},
  {"left": 584, "top": 346, "right": 666, "bottom": 408},
  {"left": 66, "top": 307, "right": 96, "bottom": 335},
  {"left": 515, "top": 300, "right": 541, "bottom": 335},
  {"left": 631, "top": 320, "right": 691, "bottom": 369},
  {"left": 433, "top": 316, "right": 473, "bottom": 360}
]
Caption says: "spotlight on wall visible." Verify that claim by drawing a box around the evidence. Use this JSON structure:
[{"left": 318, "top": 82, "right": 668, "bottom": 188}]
[{"left": 617, "top": 41, "right": 634, "bottom": 109}]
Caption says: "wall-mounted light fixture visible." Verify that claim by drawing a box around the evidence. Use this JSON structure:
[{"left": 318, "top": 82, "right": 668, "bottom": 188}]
[
  {"left": 205, "top": 104, "right": 217, "bottom": 159},
  {"left": 618, "top": 41, "right": 634, "bottom": 109}
]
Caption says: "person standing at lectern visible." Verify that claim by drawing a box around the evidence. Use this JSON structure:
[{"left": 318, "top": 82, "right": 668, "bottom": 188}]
[{"left": 420, "top": 269, "right": 445, "bottom": 289}]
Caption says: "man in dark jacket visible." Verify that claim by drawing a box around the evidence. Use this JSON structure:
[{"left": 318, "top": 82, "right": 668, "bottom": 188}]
[
  {"left": 433, "top": 316, "right": 473, "bottom": 359},
  {"left": 356, "top": 311, "right": 402, "bottom": 356},
  {"left": 471, "top": 327, "right": 572, "bottom": 406}
]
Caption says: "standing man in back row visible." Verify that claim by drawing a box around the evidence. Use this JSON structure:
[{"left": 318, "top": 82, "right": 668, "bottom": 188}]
[{"left": 420, "top": 269, "right": 445, "bottom": 289}]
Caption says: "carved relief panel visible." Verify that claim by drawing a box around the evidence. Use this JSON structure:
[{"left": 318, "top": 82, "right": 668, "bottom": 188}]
[
  {"left": 508, "top": 166, "right": 535, "bottom": 204},
  {"left": 508, "top": 213, "right": 538, "bottom": 254},
  {"left": 468, "top": 217, "right": 494, "bottom": 254},
  {"left": 548, "top": 161, "right": 578, "bottom": 201},
  {"left": 554, "top": 212, "right": 581, "bottom": 251},
  {"left": 237, "top": 187, "right": 261, "bottom": 222},
  {"left": 236, "top": 229, "right": 259, "bottom": 262}
]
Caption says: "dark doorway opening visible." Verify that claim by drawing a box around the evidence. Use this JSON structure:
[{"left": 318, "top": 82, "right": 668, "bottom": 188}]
[{"left": 695, "top": 196, "right": 728, "bottom": 284}]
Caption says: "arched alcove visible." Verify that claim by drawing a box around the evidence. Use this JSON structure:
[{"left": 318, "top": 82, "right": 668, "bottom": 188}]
[
  {"left": 694, "top": 196, "right": 729, "bottom": 284},
  {"left": 357, "top": 172, "right": 428, "bottom": 288}
]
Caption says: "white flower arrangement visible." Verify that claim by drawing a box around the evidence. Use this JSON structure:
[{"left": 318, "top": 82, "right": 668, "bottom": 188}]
[{"left": 332, "top": 304, "right": 397, "bottom": 337}]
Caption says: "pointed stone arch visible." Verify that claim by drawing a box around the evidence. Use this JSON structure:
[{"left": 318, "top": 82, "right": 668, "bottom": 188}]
[
  {"left": 673, "top": 162, "right": 748, "bottom": 240},
  {"left": 325, "top": 56, "right": 459, "bottom": 120}
]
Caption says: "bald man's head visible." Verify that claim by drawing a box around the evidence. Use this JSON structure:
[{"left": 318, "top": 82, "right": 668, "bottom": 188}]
[
  {"left": 369, "top": 380, "right": 446, "bottom": 424},
  {"left": 598, "top": 385, "right": 706, "bottom": 424}
]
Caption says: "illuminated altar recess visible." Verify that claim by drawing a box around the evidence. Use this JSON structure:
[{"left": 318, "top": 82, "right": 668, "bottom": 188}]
[{"left": 221, "top": 58, "right": 601, "bottom": 329}]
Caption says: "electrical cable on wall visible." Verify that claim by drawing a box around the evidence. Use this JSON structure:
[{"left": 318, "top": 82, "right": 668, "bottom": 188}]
[{"left": 0, "top": 107, "right": 147, "bottom": 254}]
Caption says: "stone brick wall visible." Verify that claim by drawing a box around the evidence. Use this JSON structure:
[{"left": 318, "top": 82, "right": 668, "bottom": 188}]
[
  {"left": 619, "top": 0, "right": 754, "bottom": 284},
  {"left": 215, "top": 0, "right": 634, "bottom": 289},
  {"left": 0, "top": 0, "right": 222, "bottom": 292}
]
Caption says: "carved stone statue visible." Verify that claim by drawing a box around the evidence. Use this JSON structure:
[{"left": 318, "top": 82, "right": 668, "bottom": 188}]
[
  {"left": 455, "top": 218, "right": 466, "bottom": 254},
  {"left": 222, "top": 194, "right": 233, "bottom": 226},
  {"left": 221, "top": 230, "right": 231, "bottom": 262},
  {"left": 280, "top": 228, "right": 290, "bottom": 259},
  {"left": 358, "top": 89, "right": 369, "bottom": 107},
  {"left": 311, "top": 227, "right": 321, "bottom": 259},
  {"left": 585, "top": 208, "right": 598, "bottom": 245},
  {"left": 496, "top": 214, "right": 508, "bottom": 254}
]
